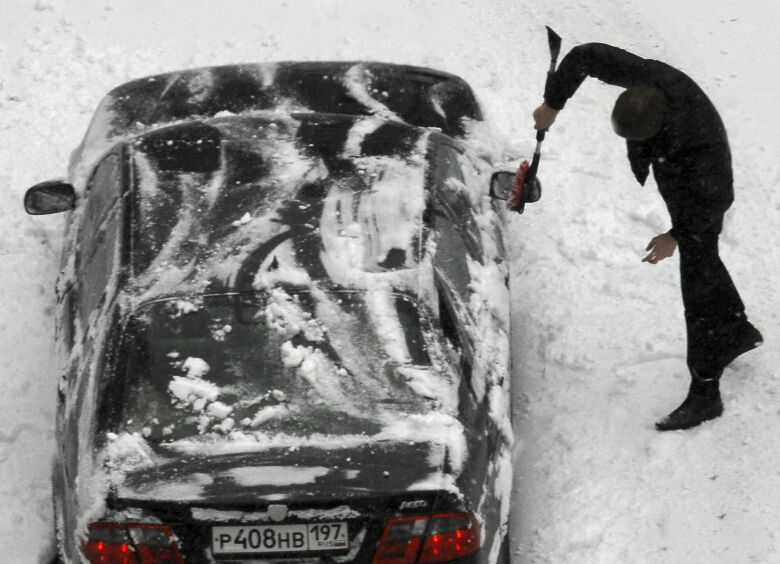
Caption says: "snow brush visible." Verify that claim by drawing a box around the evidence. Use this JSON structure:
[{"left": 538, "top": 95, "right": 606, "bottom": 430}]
[{"left": 508, "top": 26, "right": 562, "bottom": 213}]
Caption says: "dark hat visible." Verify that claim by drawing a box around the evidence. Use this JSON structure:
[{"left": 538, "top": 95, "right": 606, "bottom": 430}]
[{"left": 611, "top": 86, "right": 669, "bottom": 141}]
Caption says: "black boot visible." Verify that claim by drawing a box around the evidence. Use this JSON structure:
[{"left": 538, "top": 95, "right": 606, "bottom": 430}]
[
  {"left": 655, "top": 377, "right": 723, "bottom": 431},
  {"left": 716, "top": 320, "right": 763, "bottom": 369}
]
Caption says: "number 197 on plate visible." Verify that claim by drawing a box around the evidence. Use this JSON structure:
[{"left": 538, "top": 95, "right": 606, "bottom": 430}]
[{"left": 212, "top": 522, "right": 348, "bottom": 554}]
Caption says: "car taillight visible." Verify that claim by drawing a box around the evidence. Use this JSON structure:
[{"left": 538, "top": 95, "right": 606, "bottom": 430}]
[
  {"left": 82, "top": 522, "right": 184, "bottom": 564},
  {"left": 373, "top": 512, "right": 480, "bottom": 564}
]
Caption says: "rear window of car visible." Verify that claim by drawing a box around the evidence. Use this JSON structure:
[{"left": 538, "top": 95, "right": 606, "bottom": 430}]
[
  {"left": 106, "top": 290, "right": 434, "bottom": 443},
  {"left": 128, "top": 116, "right": 428, "bottom": 284}
]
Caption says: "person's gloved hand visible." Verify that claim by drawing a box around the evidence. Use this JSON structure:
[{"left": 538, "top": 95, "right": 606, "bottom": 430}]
[
  {"left": 533, "top": 103, "right": 559, "bottom": 131},
  {"left": 643, "top": 232, "right": 677, "bottom": 264}
]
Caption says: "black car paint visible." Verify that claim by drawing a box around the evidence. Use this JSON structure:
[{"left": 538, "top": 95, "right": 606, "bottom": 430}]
[
  {"left": 41, "top": 63, "right": 510, "bottom": 564},
  {"left": 99, "top": 438, "right": 492, "bottom": 562}
]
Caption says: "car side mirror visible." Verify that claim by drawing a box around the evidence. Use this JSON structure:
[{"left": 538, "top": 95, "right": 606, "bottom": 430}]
[
  {"left": 24, "top": 180, "right": 76, "bottom": 215},
  {"left": 489, "top": 171, "right": 514, "bottom": 201},
  {"left": 489, "top": 171, "right": 542, "bottom": 203}
]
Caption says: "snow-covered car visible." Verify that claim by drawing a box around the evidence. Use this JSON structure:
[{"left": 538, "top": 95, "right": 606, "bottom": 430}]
[{"left": 25, "top": 62, "right": 515, "bottom": 564}]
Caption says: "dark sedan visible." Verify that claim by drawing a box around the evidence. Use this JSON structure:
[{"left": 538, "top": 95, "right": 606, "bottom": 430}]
[{"left": 26, "top": 62, "right": 516, "bottom": 564}]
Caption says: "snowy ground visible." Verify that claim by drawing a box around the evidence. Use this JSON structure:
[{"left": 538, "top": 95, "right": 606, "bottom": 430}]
[{"left": 1, "top": 1, "right": 777, "bottom": 562}]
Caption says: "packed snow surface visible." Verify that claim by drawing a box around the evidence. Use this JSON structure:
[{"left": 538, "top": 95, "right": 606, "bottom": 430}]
[{"left": 2, "top": 1, "right": 778, "bottom": 563}]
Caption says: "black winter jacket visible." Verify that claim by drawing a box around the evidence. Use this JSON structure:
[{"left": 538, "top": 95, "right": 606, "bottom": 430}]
[{"left": 544, "top": 43, "right": 734, "bottom": 241}]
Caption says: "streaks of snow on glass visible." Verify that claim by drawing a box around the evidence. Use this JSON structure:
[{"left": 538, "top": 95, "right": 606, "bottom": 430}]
[
  {"left": 244, "top": 403, "right": 289, "bottom": 428},
  {"left": 264, "top": 287, "right": 325, "bottom": 342},
  {"left": 342, "top": 64, "right": 399, "bottom": 121},
  {"left": 168, "top": 368, "right": 219, "bottom": 410},
  {"left": 342, "top": 115, "right": 386, "bottom": 158},
  {"left": 318, "top": 156, "right": 427, "bottom": 289},
  {"left": 363, "top": 285, "right": 413, "bottom": 363}
]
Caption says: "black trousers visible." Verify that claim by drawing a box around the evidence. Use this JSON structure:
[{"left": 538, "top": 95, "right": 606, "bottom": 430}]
[{"left": 677, "top": 217, "right": 746, "bottom": 379}]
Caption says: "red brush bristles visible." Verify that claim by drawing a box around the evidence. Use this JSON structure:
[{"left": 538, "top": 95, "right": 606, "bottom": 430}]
[{"left": 507, "top": 159, "right": 530, "bottom": 212}]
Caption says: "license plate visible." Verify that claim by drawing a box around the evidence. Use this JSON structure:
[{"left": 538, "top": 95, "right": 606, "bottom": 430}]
[{"left": 212, "top": 522, "right": 349, "bottom": 554}]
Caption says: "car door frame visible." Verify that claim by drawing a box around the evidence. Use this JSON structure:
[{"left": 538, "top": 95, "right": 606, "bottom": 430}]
[
  {"left": 424, "top": 135, "right": 510, "bottom": 563},
  {"left": 55, "top": 145, "right": 131, "bottom": 553}
]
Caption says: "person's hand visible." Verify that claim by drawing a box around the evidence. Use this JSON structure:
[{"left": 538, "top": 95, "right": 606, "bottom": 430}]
[
  {"left": 533, "top": 103, "right": 559, "bottom": 131},
  {"left": 643, "top": 232, "right": 677, "bottom": 264}
]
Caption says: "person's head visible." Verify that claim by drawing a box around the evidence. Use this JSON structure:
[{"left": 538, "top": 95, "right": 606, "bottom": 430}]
[{"left": 611, "top": 86, "right": 668, "bottom": 141}]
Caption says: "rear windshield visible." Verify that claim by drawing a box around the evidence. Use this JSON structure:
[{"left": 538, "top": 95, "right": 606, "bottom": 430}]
[
  {"left": 106, "top": 291, "right": 433, "bottom": 443},
  {"left": 129, "top": 116, "right": 427, "bottom": 282}
]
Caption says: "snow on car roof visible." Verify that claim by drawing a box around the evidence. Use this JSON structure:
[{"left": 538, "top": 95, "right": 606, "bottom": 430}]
[{"left": 128, "top": 112, "right": 432, "bottom": 303}]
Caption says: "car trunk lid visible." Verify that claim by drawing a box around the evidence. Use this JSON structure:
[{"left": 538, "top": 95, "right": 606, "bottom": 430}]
[{"left": 109, "top": 441, "right": 461, "bottom": 562}]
